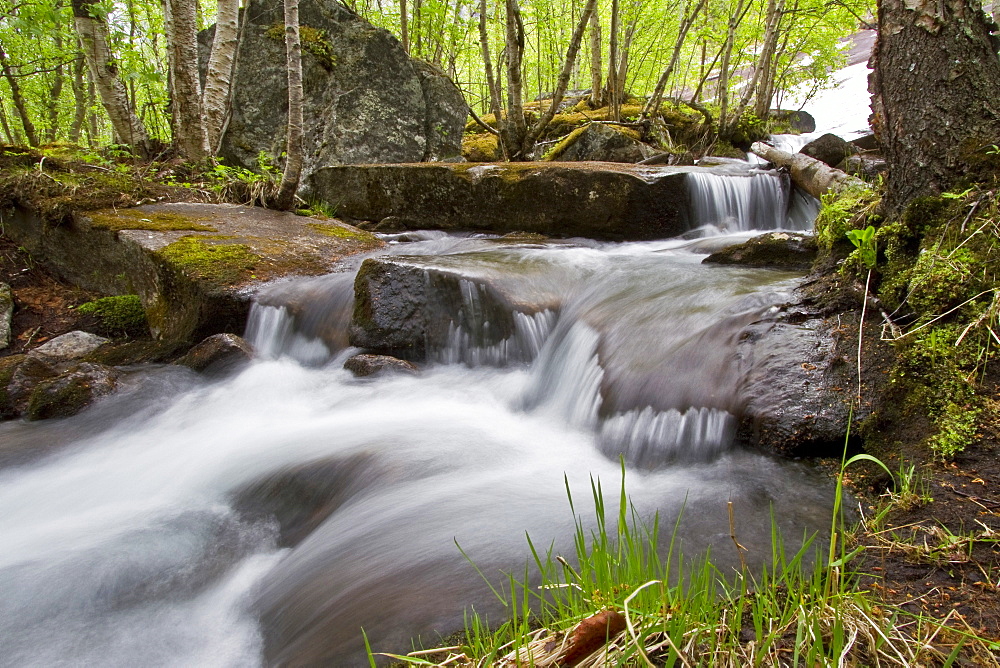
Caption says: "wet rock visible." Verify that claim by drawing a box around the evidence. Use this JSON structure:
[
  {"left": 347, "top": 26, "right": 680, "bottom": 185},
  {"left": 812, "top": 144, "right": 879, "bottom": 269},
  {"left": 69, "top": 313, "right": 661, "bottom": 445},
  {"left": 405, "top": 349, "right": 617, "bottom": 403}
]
[
  {"left": 703, "top": 232, "right": 817, "bottom": 271},
  {"left": 311, "top": 162, "right": 694, "bottom": 240},
  {"left": 215, "top": 0, "right": 465, "bottom": 187},
  {"left": 850, "top": 133, "right": 880, "bottom": 152},
  {"left": 737, "top": 316, "right": 859, "bottom": 457},
  {"left": 0, "top": 354, "right": 26, "bottom": 419},
  {"left": 840, "top": 154, "right": 887, "bottom": 180},
  {"left": 30, "top": 330, "right": 109, "bottom": 364},
  {"left": 548, "top": 123, "right": 655, "bottom": 163},
  {"left": 178, "top": 333, "right": 254, "bottom": 374},
  {"left": 6, "top": 355, "right": 59, "bottom": 413},
  {"left": 25, "top": 362, "right": 120, "bottom": 421},
  {"left": 232, "top": 454, "right": 381, "bottom": 548},
  {"left": 801, "top": 133, "right": 855, "bottom": 168},
  {"left": 0, "top": 282, "right": 12, "bottom": 350},
  {"left": 343, "top": 353, "right": 418, "bottom": 377}
]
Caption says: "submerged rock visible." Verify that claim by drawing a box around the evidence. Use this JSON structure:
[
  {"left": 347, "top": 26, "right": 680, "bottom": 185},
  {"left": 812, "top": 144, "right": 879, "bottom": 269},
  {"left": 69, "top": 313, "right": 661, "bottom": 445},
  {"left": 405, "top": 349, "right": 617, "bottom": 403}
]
[
  {"left": 343, "top": 353, "right": 418, "bottom": 377},
  {"left": 215, "top": 0, "right": 466, "bottom": 187},
  {"left": 703, "top": 232, "right": 817, "bottom": 271},
  {"left": 25, "top": 362, "right": 119, "bottom": 421},
  {"left": 178, "top": 333, "right": 254, "bottom": 374}
]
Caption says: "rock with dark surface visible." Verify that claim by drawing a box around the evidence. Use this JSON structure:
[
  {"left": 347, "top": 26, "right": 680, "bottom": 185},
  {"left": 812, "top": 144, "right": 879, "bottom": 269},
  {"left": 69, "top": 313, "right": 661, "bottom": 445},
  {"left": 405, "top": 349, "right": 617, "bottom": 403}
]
[
  {"left": 344, "top": 353, "right": 418, "bottom": 377},
  {"left": 0, "top": 354, "right": 26, "bottom": 419},
  {"left": 312, "top": 162, "right": 696, "bottom": 240},
  {"left": 801, "top": 133, "right": 855, "bottom": 168},
  {"left": 840, "top": 154, "right": 887, "bottom": 180},
  {"left": 6, "top": 355, "right": 58, "bottom": 414},
  {"left": 850, "top": 133, "right": 880, "bottom": 152},
  {"left": 703, "top": 232, "right": 817, "bottom": 271},
  {"left": 0, "top": 282, "right": 12, "bottom": 350},
  {"left": 25, "top": 362, "right": 120, "bottom": 421},
  {"left": 736, "top": 314, "right": 860, "bottom": 457},
  {"left": 215, "top": 0, "right": 466, "bottom": 187},
  {"left": 769, "top": 109, "right": 816, "bottom": 133},
  {"left": 178, "top": 333, "right": 254, "bottom": 374},
  {"left": 548, "top": 124, "right": 655, "bottom": 163}
]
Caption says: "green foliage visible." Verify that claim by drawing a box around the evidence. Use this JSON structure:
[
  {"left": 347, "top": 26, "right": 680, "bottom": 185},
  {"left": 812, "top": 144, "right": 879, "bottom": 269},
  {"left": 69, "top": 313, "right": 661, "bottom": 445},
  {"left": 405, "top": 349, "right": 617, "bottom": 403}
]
[
  {"left": 926, "top": 402, "right": 980, "bottom": 458},
  {"left": 76, "top": 294, "right": 147, "bottom": 337},
  {"left": 815, "top": 185, "right": 880, "bottom": 254},
  {"left": 205, "top": 154, "right": 280, "bottom": 206},
  {"left": 265, "top": 24, "right": 337, "bottom": 70},
  {"left": 845, "top": 225, "right": 876, "bottom": 269}
]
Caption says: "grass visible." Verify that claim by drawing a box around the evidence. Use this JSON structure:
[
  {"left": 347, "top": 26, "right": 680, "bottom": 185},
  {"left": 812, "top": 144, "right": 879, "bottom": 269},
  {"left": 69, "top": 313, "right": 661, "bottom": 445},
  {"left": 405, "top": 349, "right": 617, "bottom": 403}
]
[{"left": 372, "top": 458, "right": 999, "bottom": 667}]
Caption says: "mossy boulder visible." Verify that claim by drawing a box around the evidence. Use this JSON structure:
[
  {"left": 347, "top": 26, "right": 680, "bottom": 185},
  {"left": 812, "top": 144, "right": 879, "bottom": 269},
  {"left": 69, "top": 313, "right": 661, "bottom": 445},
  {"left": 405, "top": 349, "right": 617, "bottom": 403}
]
[
  {"left": 545, "top": 124, "right": 655, "bottom": 163},
  {"left": 25, "top": 362, "right": 119, "bottom": 421},
  {"left": 212, "top": 0, "right": 466, "bottom": 188},
  {"left": 703, "top": 232, "right": 817, "bottom": 271},
  {"left": 177, "top": 333, "right": 254, "bottom": 375},
  {"left": 311, "top": 162, "right": 702, "bottom": 240},
  {"left": 0, "top": 354, "right": 26, "bottom": 419},
  {"left": 76, "top": 295, "right": 148, "bottom": 338}
]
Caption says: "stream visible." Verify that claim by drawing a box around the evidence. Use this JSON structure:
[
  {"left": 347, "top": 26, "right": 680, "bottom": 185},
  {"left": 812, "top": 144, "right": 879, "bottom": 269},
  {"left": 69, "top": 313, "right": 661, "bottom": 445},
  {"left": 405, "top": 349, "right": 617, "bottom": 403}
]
[{"left": 2, "top": 166, "right": 840, "bottom": 666}]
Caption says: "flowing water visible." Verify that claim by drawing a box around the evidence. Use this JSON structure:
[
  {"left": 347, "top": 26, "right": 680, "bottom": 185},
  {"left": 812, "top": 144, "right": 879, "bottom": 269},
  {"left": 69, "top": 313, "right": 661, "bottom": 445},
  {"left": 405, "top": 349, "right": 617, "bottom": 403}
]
[{"left": 0, "top": 173, "right": 836, "bottom": 666}]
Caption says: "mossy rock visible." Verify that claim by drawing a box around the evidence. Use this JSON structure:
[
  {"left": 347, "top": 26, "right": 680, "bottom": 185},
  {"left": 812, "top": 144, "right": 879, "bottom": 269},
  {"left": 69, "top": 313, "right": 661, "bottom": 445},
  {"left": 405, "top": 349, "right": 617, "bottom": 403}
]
[
  {"left": 0, "top": 354, "right": 26, "bottom": 419},
  {"left": 76, "top": 295, "right": 149, "bottom": 338},
  {"left": 461, "top": 133, "right": 500, "bottom": 162},
  {"left": 156, "top": 235, "right": 261, "bottom": 284},
  {"left": 86, "top": 208, "right": 217, "bottom": 233}
]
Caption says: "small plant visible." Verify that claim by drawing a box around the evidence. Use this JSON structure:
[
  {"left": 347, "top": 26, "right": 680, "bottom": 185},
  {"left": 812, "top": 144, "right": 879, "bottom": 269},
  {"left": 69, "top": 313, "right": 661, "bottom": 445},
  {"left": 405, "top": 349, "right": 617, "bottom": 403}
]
[{"left": 846, "top": 224, "right": 877, "bottom": 269}]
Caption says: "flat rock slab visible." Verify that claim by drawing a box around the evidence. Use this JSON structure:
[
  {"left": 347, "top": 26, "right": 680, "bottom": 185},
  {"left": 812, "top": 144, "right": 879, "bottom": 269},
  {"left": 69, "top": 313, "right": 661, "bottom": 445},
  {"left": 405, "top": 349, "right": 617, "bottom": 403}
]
[
  {"left": 311, "top": 162, "right": 710, "bottom": 240},
  {"left": 2, "top": 202, "right": 382, "bottom": 341}
]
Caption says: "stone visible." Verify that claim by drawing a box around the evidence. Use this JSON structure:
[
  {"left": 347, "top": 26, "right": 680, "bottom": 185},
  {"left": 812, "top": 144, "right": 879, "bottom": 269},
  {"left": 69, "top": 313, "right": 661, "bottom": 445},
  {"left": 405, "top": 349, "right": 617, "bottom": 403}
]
[
  {"left": 840, "top": 154, "right": 887, "bottom": 180},
  {"left": 548, "top": 124, "right": 656, "bottom": 163},
  {"left": 0, "top": 354, "right": 26, "bottom": 419},
  {"left": 178, "top": 333, "right": 254, "bottom": 374},
  {"left": 702, "top": 232, "right": 817, "bottom": 271},
  {"left": 343, "top": 353, "right": 418, "bottom": 377},
  {"left": 311, "top": 162, "right": 698, "bottom": 240},
  {"left": 0, "top": 282, "right": 12, "bottom": 350},
  {"left": 850, "top": 133, "right": 880, "bottom": 152},
  {"left": 768, "top": 109, "right": 816, "bottom": 133},
  {"left": 25, "top": 362, "right": 120, "bottom": 421},
  {"left": 215, "top": 0, "right": 466, "bottom": 188},
  {"left": 800, "top": 133, "right": 855, "bottom": 168},
  {"left": 30, "top": 330, "right": 109, "bottom": 364},
  {"left": 6, "top": 354, "right": 59, "bottom": 413}
]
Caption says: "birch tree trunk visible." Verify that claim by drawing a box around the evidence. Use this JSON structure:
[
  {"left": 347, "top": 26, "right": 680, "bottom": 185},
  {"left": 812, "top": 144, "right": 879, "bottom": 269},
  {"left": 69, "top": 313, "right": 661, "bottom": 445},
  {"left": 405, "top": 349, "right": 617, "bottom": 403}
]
[
  {"left": 0, "top": 41, "right": 38, "bottom": 146},
  {"left": 202, "top": 0, "right": 240, "bottom": 154},
  {"left": 588, "top": 8, "right": 602, "bottom": 108},
  {"left": 276, "top": 0, "right": 304, "bottom": 210},
  {"left": 641, "top": 0, "right": 706, "bottom": 118},
  {"left": 71, "top": 0, "right": 151, "bottom": 156},
  {"left": 165, "top": 0, "right": 208, "bottom": 159}
]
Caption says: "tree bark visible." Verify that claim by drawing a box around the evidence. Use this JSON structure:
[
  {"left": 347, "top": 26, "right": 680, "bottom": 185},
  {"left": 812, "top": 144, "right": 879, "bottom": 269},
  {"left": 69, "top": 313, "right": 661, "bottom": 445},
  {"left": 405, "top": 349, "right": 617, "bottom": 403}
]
[
  {"left": 606, "top": 0, "right": 620, "bottom": 120},
  {"left": 202, "top": 0, "right": 240, "bottom": 154},
  {"left": 71, "top": 0, "right": 151, "bottom": 156},
  {"left": 641, "top": 0, "right": 706, "bottom": 118},
  {"left": 70, "top": 52, "right": 87, "bottom": 143},
  {"left": 588, "top": 8, "right": 602, "bottom": 108},
  {"left": 276, "top": 0, "right": 304, "bottom": 210},
  {"left": 0, "top": 40, "right": 39, "bottom": 146},
  {"left": 501, "top": 0, "right": 527, "bottom": 157},
  {"left": 166, "top": 0, "right": 208, "bottom": 159},
  {"left": 478, "top": 0, "right": 503, "bottom": 122},
  {"left": 870, "top": 0, "right": 1000, "bottom": 216}
]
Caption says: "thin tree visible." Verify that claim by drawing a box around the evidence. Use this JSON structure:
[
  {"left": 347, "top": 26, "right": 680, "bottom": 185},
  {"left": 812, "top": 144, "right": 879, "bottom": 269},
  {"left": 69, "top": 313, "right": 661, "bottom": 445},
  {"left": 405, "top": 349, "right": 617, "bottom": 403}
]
[
  {"left": 640, "top": 0, "right": 706, "bottom": 119},
  {"left": 202, "top": 0, "right": 240, "bottom": 154},
  {"left": 275, "top": 0, "right": 304, "bottom": 210},
  {"left": 0, "top": 39, "right": 38, "bottom": 146},
  {"left": 165, "top": 0, "right": 208, "bottom": 159}
]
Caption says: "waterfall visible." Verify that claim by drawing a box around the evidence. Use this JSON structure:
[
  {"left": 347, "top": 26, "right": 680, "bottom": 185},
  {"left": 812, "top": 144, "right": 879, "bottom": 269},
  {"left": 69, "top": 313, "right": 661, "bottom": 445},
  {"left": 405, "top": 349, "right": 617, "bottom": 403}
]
[{"left": 0, "top": 165, "right": 839, "bottom": 667}]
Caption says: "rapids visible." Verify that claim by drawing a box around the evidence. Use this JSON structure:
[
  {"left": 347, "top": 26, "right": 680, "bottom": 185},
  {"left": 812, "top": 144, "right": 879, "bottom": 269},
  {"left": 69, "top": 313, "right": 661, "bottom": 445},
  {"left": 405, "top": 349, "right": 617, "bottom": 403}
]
[{"left": 0, "top": 169, "right": 839, "bottom": 666}]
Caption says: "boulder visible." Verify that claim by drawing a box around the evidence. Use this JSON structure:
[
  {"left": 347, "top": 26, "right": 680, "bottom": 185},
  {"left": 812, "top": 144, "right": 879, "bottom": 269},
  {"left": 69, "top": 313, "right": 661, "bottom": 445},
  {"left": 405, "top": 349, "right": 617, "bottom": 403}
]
[
  {"left": 768, "top": 109, "right": 816, "bottom": 133},
  {"left": 703, "top": 232, "right": 817, "bottom": 271},
  {"left": 215, "top": 0, "right": 466, "bottom": 188},
  {"left": 30, "top": 330, "right": 109, "bottom": 364},
  {"left": 0, "top": 282, "right": 12, "bottom": 350},
  {"left": 0, "top": 354, "right": 25, "bottom": 419},
  {"left": 6, "top": 354, "right": 59, "bottom": 413},
  {"left": 800, "top": 133, "right": 854, "bottom": 168},
  {"left": 343, "top": 353, "right": 418, "bottom": 377},
  {"left": 311, "top": 162, "right": 695, "bottom": 240},
  {"left": 25, "top": 362, "right": 120, "bottom": 421},
  {"left": 547, "top": 124, "right": 655, "bottom": 163},
  {"left": 840, "top": 154, "right": 887, "bottom": 180},
  {"left": 178, "top": 333, "right": 254, "bottom": 374},
  {"left": 850, "top": 133, "right": 880, "bottom": 152}
]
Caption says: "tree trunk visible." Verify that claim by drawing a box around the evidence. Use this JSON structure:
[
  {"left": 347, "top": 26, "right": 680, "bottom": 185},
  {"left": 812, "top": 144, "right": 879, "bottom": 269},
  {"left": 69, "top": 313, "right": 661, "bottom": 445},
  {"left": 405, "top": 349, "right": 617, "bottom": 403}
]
[
  {"left": 588, "top": 8, "right": 602, "bottom": 108},
  {"left": 501, "top": 0, "right": 527, "bottom": 157},
  {"left": 870, "top": 0, "right": 1000, "bottom": 216},
  {"left": 47, "top": 31, "right": 66, "bottom": 143},
  {"left": 716, "top": 0, "right": 750, "bottom": 135},
  {"left": 641, "top": 0, "right": 706, "bottom": 118},
  {"left": 0, "top": 98, "right": 19, "bottom": 144},
  {"left": 400, "top": 0, "right": 409, "bottom": 53},
  {"left": 72, "top": 0, "right": 151, "bottom": 156},
  {"left": 70, "top": 52, "right": 87, "bottom": 143},
  {"left": 276, "top": 0, "right": 304, "bottom": 210},
  {"left": 479, "top": 0, "right": 503, "bottom": 122},
  {"left": 751, "top": 142, "right": 864, "bottom": 198},
  {"left": 0, "top": 41, "right": 39, "bottom": 147},
  {"left": 166, "top": 0, "right": 208, "bottom": 159},
  {"left": 203, "top": 0, "right": 240, "bottom": 154}
]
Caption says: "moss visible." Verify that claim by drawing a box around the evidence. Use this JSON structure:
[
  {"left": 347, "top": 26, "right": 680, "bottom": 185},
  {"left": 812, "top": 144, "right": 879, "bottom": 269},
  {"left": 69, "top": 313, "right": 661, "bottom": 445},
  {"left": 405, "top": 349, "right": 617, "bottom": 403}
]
[
  {"left": 306, "top": 222, "right": 380, "bottom": 245},
  {"left": 461, "top": 133, "right": 500, "bottom": 161},
  {"left": 156, "top": 235, "right": 260, "bottom": 284},
  {"left": 543, "top": 125, "right": 589, "bottom": 161},
  {"left": 265, "top": 24, "right": 336, "bottom": 69},
  {"left": 0, "top": 355, "right": 26, "bottom": 418},
  {"left": 87, "top": 208, "right": 216, "bottom": 232},
  {"left": 76, "top": 295, "right": 148, "bottom": 337},
  {"left": 814, "top": 185, "right": 880, "bottom": 254}
]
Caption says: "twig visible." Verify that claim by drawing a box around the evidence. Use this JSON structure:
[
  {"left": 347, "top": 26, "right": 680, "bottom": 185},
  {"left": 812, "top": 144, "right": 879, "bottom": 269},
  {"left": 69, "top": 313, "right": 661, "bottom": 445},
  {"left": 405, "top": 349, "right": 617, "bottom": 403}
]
[
  {"left": 467, "top": 105, "right": 499, "bottom": 137},
  {"left": 728, "top": 501, "right": 748, "bottom": 571}
]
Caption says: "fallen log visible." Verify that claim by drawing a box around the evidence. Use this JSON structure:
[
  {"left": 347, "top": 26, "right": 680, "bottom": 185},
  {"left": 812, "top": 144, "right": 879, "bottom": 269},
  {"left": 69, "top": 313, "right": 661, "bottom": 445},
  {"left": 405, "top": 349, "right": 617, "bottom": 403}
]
[{"left": 751, "top": 141, "right": 866, "bottom": 199}]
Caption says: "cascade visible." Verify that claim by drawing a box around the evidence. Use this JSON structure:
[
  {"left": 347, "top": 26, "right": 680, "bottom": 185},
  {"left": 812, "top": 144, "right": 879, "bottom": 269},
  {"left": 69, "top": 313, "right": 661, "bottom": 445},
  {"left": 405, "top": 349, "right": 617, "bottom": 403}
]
[{"left": 0, "top": 162, "right": 835, "bottom": 666}]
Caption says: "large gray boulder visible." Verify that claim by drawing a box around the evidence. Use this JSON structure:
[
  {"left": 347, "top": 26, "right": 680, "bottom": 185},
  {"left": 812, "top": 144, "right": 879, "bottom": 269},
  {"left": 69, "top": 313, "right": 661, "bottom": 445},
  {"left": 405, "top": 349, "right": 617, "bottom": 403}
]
[{"left": 216, "top": 0, "right": 466, "bottom": 186}]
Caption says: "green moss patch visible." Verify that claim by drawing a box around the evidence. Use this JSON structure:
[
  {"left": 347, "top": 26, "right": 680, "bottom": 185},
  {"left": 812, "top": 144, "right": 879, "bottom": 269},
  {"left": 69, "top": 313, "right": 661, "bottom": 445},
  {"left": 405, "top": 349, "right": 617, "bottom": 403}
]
[
  {"left": 156, "top": 235, "right": 260, "bottom": 284},
  {"left": 76, "top": 295, "right": 148, "bottom": 337},
  {"left": 266, "top": 24, "right": 336, "bottom": 70},
  {"left": 88, "top": 208, "right": 216, "bottom": 232}
]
